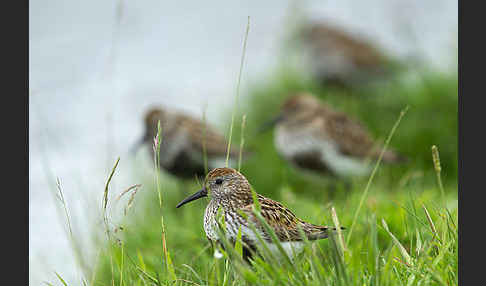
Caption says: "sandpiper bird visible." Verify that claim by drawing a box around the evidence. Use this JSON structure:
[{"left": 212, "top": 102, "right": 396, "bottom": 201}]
[
  {"left": 132, "top": 107, "right": 244, "bottom": 180},
  {"left": 176, "top": 167, "right": 341, "bottom": 261},
  {"left": 261, "top": 93, "right": 406, "bottom": 179},
  {"left": 299, "top": 22, "right": 393, "bottom": 89}
]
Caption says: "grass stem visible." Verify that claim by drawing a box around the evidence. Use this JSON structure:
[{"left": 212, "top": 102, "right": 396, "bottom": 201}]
[
  {"left": 226, "top": 16, "right": 250, "bottom": 167},
  {"left": 346, "top": 106, "right": 409, "bottom": 245},
  {"left": 238, "top": 114, "right": 247, "bottom": 172},
  {"left": 431, "top": 145, "right": 446, "bottom": 208}
]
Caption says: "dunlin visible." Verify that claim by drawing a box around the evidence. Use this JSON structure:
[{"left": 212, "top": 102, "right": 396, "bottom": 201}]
[
  {"left": 261, "top": 93, "right": 406, "bottom": 179},
  {"left": 132, "top": 107, "right": 244, "bottom": 180},
  {"left": 299, "top": 22, "right": 392, "bottom": 88},
  {"left": 176, "top": 167, "right": 341, "bottom": 261}
]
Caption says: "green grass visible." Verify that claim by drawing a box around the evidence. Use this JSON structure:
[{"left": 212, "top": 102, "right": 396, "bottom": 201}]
[
  {"left": 50, "top": 68, "right": 457, "bottom": 285},
  {"left": 90, "top": 176, "right": 457, "bottom": 285}
]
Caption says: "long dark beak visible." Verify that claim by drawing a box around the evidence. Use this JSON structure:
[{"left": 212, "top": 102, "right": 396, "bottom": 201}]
[
  {"left": 257, "top": 114, "right": 284, "bottom": 133},
  {"left": 176, "top": 187, "right": 208, "bottom": 208},
  {"left": 130, "top": 133, "right": 148, "bottom": 155}
]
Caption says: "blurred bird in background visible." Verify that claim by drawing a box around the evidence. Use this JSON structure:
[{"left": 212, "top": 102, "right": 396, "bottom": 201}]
[
  {"left": 132, "top": 107, "right": 248, "bottom": 181},
  {"left": 260, "top": 92, "right": 406, "bottom": 188},
  {"left": 297, "top": 22, "right": 400, "bottom": 89}
]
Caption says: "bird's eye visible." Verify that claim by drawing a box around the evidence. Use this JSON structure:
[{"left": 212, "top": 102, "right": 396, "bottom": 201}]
[{"left": 215, "top": 179, "right": 223, "bottom": 185}]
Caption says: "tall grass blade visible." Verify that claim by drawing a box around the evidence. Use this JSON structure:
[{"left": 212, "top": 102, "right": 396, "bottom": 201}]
[
  {"left": 119, "top": 242, "right": 124, "bottom": 286},
  {"left": 234, "top": 225, "right": 244, "bottom": 259},
  {"left": 346, "top": 106, "right": 409, "bottom": 245},
  {"left": 54, "top": 272, "right": 69, "bottom": 286},
  {"left": 153, "top": 120, "right": 162, "bottom": 207},
  {"left": 56, "top": 178, "right": 73, "bottom": 237},
  {"left": 125, "top": 253, "right": 158, "bottom": 284},
  {"left": 251, "top": 210, "right": 293, "bottom": 267},
  {"left": 331, "top": 207, "right": 346, "bottom": 254},
  {"left": 369, "top": 214, "right": 381, "bottom": 285},
  {"left": 238, "top": 114, "right": 247, "bottom": 172},
  {"left": 213, "top": 217, "right": 246, "bottom": 267},
  {"left": 151, "top": 120, "right": 177, "bottom": 283},
  {"left": 226, "top": 16, "right": 250, "bottom": 167}
]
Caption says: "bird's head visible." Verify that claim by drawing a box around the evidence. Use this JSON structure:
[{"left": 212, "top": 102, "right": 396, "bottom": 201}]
[
  {"left": 130, "top": 107, "right": 167, "bottom": 155},
  {"left": 143, "top": 107, "right": 167, "bottom": 141},
  {"left": 176, "top": 167, "right": 251, "bottom": 208}
]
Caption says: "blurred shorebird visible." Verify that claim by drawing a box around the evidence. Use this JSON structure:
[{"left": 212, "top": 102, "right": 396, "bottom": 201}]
[
  {"left": 261, "top": 93, "right": 406, "bottom": 181},
  {"left": 299, "top": 22, "right": 394, "bottom": 89},
  {"left": 132, "top": 107, "right": 245, "bottom": 180},
  {"left": 176, "top": 167, "right": 342, "bottom": 261}
]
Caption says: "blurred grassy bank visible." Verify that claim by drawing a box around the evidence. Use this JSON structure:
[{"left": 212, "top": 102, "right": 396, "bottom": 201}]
[{"left": 60, "top": 69, "right": 457, "bottom": 285}]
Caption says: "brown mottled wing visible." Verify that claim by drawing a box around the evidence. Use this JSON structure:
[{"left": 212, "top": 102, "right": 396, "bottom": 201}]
[
  {"left": 334, "top": 33, "right": 385, "bottom": 70},
  {"left": 318, "top": 104, "right": 376, "bottom": 159},
  {"left": 240, "top": 194, "right": 330, "bottom": 242},
  {"left": 178, "top": 114, "right": 240, "bottom": 157},
  {"left": 240, "top": 195, "right": 300, "bottom": 242},
  {"left": 322, "top": 107, "right": 405, "bottom": 163},
  {"left": 309, "top": 24, "right": 386, "bottom": 70}
]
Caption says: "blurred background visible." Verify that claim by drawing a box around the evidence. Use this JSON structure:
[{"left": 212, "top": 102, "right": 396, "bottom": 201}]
[{"left": 29, "top": 0, "right": 457, "bottom": 285}]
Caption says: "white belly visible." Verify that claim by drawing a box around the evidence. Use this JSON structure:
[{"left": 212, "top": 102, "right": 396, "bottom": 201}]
[
  {"left": 275, "top": 126, "right": 370, "bottom": 177},
  {"left": 267, "top": 241, "right": 305, "bottom": 259}
]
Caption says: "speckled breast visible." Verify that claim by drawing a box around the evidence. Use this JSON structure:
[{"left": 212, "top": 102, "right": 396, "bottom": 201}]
[
  {"left": 203, "top": 201, "right": 219, "bottom": 242},
  {"left": 203, "top": 200, "right": 252, "bottom": 243}
]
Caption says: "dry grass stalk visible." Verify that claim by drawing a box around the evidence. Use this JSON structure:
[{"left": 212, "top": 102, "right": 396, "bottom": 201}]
[
  {"left": 331, "top": 206, "right": 347, "bottom": 254},
  {"left": 431, "top": 145, "right": 446, "bottom": 207},
  {"left": 103, "top": 157, "right": 120, "bottom": 213}
]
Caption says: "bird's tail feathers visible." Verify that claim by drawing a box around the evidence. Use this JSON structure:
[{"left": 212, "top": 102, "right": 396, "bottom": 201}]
[{"left": 307, "top": 225, "right": 346, "bottom": 240}]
